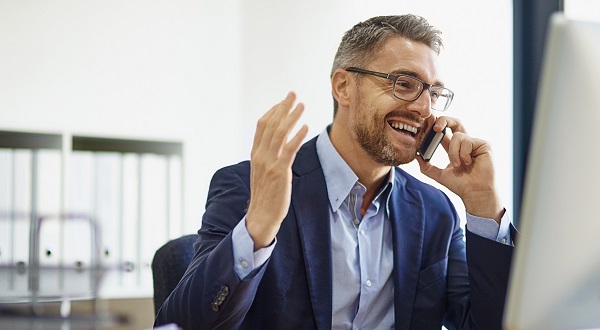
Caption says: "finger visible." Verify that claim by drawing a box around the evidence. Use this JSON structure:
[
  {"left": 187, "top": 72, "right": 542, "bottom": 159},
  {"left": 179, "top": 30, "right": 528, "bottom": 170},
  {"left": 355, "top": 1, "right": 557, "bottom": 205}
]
[
  {"left": 252, "top": 101, "right": 282, "bottom": 154},
  {"left": 447, "top": 132, "right": 464, "bottom": 167},
  {"left": 440, "top": 131, "right": 452, "bottom": 153},
  {"left": 425, "top": 115, "right": 437, "bottom": 131},
  {"left": 467, "top": 137, "right": 492, "bottom": 159},
  {"left": 258, "top": 92, "right": 297, "bottom": 154},
  {"left": 416, "top": 155, "right": 443, "bottom": 183},
  {"left": 459, "top": 137, "right": 474, "bottom": 166},
  {"left": 269, "top": 102, "right": 305, "bottom": 154},
  {"left": 437, "top": 116, "right": 467, "bottom": 135},
  {"left": 426, "top": 116, "right": 453, "bottom": 153},
  {"left": 280, "top": 124, "right": 309, "bottom": 167},
  {"left": 252, "top": 92, "right": 296, "bottom": 155}
]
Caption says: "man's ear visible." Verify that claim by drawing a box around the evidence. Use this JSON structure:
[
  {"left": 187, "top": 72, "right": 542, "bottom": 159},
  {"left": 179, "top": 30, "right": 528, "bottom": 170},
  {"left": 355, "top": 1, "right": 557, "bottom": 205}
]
[{"left": 332, "top": 69, "right": 352, "bottom": 109}]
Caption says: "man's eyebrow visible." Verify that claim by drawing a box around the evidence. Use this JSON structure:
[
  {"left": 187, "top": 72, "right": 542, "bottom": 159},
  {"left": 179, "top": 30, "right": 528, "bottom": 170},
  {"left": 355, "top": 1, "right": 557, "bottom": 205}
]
[{"left": 391, "top": 69, "right": 445, "bottom": 87}]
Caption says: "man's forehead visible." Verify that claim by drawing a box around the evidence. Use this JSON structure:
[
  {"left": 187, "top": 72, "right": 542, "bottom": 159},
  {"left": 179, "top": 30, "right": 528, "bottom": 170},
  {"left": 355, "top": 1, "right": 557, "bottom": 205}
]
[{"left": 369, "top": 36, "right": 444, "bottom": 84}]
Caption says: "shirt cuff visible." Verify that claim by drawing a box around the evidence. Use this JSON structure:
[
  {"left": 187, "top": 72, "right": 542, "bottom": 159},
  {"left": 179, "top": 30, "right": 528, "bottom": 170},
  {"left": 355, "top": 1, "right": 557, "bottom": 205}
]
[
  {"left": 231, "top": 215, "right": 276, "bottom": 280},
  {"left": 466, "top": 209, "right": 512, "bottom": 245}
]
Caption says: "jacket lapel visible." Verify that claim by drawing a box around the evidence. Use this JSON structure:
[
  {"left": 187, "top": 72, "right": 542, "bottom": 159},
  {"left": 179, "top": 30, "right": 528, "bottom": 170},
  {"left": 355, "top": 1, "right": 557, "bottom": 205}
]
[
  {"left": 287, "top": 140, "right": 427, "bottom": 330},
  {"left": 389, "top": 170, "right": 425, "bottom": 330},
  {"left": 291, "top": 138, "right": 333, "bottom": 330}
]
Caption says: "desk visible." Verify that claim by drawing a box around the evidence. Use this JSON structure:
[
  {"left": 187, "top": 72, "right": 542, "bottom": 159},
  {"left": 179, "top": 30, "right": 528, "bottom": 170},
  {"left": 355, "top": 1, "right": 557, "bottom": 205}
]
[{"left": 0, "top": 302, "right": 128, "bottom": 330}]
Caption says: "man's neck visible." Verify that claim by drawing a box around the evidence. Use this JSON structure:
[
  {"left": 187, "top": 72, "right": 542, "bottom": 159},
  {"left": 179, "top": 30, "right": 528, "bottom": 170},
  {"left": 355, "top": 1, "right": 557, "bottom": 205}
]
[{"left": 328, "top": 123, "right": 391, "bottom": 208}]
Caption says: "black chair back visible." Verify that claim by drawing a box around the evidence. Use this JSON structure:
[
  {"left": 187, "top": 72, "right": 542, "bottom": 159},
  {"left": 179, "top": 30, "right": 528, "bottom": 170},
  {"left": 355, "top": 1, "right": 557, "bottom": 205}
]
[{"left": 151, "top": 234, "right": 198, "bottom": 315}]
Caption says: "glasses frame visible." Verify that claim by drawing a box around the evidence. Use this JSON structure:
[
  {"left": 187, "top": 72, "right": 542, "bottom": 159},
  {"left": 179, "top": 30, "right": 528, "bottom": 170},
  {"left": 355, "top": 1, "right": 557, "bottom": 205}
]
[{"left": 345, "top": 67, "right": 454, "bottom": 111}]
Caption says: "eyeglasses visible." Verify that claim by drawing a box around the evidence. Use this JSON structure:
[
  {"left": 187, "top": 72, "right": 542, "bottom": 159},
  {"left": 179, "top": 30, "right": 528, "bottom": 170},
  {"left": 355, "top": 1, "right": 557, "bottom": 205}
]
[{"left": 345, "top": 67, "right": 454, "bottom": 111}]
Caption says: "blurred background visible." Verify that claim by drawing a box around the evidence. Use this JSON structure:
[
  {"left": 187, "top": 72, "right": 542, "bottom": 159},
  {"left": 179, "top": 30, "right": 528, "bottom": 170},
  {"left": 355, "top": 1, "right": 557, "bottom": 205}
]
[{"left": 0, "top": 1, "right": 597, "bottom": 329}]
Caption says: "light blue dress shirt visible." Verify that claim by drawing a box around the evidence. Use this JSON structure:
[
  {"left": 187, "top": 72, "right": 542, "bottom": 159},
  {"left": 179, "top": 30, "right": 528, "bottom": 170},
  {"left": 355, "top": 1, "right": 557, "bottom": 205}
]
[{"left": 230, "top": 127, "right": 512, "bottom": 328}]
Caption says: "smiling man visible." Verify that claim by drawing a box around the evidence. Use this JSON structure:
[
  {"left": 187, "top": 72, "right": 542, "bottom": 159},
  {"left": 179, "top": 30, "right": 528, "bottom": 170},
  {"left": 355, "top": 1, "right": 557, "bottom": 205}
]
[{"left": 155, "top": 14, "right": 515, "bottom": 330}]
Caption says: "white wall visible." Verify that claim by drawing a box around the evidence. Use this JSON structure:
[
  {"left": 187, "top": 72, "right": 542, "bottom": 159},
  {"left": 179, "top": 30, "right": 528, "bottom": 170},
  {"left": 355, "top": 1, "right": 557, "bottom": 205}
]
[
  {"left": 0, "top": 0, "right": 513, "bottom": 234},
  {"left": 0, "top": 0, "right": 246, "bottom": 235}
]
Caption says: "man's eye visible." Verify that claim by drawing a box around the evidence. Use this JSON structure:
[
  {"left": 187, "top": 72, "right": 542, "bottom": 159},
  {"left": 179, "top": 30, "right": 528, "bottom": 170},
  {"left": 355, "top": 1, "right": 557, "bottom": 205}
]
[{"left": 396, "top": 79, "right": 416, "bottom": 90}]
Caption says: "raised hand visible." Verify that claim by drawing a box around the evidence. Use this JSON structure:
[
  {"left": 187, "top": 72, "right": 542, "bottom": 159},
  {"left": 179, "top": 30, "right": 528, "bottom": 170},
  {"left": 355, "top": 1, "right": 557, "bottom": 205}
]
[
  {"left": 417, "top": 116, "right": 503, "bottom": 223},
  {"left": 245, "top": 92, "right": 309, "bottom": 250}
]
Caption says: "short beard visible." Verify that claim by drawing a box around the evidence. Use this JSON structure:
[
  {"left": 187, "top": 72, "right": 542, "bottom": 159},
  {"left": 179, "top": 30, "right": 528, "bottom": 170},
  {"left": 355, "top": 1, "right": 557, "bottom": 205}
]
[{"left": 354, "top": 109, "right": 423, "bottom": 166}]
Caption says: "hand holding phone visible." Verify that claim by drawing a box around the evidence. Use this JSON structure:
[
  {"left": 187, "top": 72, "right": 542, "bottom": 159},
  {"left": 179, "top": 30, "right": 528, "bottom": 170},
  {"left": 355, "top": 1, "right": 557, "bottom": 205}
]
[{"left": 418, "top": 126, "right": 446, "bottom": 162}]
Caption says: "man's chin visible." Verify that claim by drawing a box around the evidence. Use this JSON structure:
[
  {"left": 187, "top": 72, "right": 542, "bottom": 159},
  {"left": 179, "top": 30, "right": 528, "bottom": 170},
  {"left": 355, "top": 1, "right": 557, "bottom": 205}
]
[
  {"left": 392, "top": 146, "right": 419, "bottom": 165},
  {"left": 374, "top": 149, "right": 418, "bottom": 166},
  {"left": 390, "top": 155, "right": 417, "bottom": 166}
]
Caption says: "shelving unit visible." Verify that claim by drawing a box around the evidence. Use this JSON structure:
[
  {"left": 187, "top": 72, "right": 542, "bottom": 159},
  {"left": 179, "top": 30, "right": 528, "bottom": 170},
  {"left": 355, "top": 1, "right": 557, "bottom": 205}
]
[{"left": 0, "top": 130, "right": 184, "bottom": 301}]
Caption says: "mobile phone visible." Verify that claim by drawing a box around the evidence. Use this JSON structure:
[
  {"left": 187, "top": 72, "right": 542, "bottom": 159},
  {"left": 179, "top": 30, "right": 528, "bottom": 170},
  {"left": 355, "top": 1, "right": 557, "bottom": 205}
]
[{"left": 418, "top": 127, "right": 446, "bottom": 162}]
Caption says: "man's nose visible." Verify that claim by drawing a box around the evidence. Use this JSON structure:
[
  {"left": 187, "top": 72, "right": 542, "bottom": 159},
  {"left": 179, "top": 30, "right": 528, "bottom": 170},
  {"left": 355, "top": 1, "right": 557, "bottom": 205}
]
[{"left": 406, "top": 89, "right": 432, "bottom": 118}]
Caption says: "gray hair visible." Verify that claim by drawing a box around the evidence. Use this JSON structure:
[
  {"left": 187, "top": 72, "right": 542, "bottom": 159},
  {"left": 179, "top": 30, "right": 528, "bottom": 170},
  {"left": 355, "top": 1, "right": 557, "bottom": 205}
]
[{"left": 331, "top": 14, "right": 443, "bottom": 117}]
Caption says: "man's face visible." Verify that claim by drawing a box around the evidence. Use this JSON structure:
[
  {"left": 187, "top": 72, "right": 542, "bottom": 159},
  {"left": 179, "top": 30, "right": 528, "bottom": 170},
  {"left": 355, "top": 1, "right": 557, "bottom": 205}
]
[{"left": 350, "top": 36, "right": 443, "bottom": 166}]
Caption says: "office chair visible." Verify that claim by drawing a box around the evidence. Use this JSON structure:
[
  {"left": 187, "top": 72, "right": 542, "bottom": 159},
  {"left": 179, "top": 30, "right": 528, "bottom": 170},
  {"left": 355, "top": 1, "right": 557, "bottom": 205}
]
[{"left": 151, "top": 234, "right": 198, "bottom": 315}]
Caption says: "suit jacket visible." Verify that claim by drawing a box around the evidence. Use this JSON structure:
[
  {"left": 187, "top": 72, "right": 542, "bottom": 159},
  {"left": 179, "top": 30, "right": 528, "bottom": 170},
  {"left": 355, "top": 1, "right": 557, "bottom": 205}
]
[{"left": 155, "top": 137, "right": 515, "bottom": 330}]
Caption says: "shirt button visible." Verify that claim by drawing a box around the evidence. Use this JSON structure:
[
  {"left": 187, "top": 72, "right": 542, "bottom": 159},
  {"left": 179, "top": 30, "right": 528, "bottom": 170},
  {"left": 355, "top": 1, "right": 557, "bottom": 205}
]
[
  {"left": 501, "top": 237, "right": 507, "bottom": 244},
  {"left": 366, "top": 279, "right": 372, "bottom": 287},
  {"left": 241, "top": 260, "right": 249, "bottom": 268},
  {"left": 360, "top": 229, "right": 366, "bottom": 235}
]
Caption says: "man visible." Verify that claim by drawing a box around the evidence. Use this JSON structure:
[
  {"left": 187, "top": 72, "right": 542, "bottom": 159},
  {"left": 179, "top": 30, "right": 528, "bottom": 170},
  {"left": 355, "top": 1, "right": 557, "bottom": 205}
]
[{"left": 155, "top": 14, "right": 515, "bottom": 329}]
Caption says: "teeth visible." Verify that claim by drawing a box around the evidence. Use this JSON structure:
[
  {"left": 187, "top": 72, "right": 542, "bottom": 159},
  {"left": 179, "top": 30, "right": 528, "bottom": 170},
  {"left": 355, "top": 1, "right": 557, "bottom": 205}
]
[{"left": 390, "top": 122, "right": 417, "bottom": 134}]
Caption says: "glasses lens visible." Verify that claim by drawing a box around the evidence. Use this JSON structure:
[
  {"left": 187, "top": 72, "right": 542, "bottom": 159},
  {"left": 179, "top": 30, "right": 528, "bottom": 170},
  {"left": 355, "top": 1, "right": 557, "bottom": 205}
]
[
  {"left": 393, "top": 75, "right": 453, "bottom": 111},
  {"left": 394, "top": 75, "right": 454, "bottom": 111},
  {"left": 393, "top": 76, "right": 422, "bottom": 100},
  {"left": 430, "top": 87, "right": 453, "bottom": 111}
]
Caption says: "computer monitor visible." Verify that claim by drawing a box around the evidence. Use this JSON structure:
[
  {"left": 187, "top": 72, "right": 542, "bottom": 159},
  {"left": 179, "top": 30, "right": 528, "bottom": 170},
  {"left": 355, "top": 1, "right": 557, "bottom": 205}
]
[{"left": 504, "top": 13, "right": 600, "bottom": 329}]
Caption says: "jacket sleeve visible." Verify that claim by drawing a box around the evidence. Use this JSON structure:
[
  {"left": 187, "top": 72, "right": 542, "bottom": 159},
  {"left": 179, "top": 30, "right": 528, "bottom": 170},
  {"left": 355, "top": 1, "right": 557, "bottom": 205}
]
[
  {"left": 463, "top": 227, "right": 515, "bottom": 330},
  {"left": 432, "top": 189, "right": 515, "bottom": 330},
  {"left": 155, "top": 163, "right": 267, "bottom": 330}
]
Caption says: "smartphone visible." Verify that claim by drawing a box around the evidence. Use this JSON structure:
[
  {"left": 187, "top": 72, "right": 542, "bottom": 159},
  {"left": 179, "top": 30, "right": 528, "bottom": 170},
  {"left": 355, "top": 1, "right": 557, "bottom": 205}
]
[{"left": 418, "top": 127, "right": 446, "bottom": 162}]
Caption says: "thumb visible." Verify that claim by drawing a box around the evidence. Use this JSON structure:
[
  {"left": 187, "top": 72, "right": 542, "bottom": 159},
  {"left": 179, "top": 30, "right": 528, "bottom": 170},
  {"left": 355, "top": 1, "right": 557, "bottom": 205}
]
[{"left": 417, "top": 156, "right": 443, "bottom": 184}]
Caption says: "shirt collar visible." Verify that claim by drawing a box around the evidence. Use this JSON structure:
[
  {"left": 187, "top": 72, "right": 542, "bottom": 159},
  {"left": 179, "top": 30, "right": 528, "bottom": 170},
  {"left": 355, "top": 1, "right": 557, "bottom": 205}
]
[{"left": 316, "top": 126, "right": 395, "bottom": 212}]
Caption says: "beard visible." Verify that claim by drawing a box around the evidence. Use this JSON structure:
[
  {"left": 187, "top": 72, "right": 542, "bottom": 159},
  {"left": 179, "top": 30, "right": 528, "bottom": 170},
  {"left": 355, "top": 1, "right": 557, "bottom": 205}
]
[{"left": 353, "top": 105, "right": 425, "bottom": 166}]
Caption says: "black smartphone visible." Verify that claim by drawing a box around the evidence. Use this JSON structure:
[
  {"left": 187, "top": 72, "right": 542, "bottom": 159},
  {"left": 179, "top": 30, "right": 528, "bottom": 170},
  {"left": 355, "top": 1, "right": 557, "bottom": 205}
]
[{"left": 418, "top": 127, "right": 446, "bottom": 162}]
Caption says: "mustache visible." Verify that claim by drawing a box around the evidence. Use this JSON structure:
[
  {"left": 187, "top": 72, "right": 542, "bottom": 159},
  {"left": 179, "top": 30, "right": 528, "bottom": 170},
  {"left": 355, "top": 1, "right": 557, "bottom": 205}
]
[{"left": 384, "top": 110, "right": 426, "bottom": 125}]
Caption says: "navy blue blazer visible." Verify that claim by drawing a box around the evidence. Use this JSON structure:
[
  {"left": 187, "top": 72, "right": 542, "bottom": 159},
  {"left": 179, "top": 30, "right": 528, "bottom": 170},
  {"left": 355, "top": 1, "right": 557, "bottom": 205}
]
[{"left": 155, "top": 137, "right": 514, "bottom": 330}]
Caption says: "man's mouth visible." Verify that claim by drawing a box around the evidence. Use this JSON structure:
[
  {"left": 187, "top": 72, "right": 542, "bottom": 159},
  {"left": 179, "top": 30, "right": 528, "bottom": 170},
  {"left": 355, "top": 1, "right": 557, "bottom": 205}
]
[{"left": 388, "top": 120, "right": 418, "bottom": 138}]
